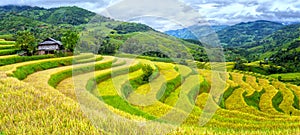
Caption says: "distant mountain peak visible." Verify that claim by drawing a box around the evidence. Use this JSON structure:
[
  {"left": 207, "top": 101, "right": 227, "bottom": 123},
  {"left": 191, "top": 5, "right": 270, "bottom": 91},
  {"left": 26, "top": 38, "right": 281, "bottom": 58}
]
[
  {"left": 165, "top": 20, "right": 285, "bottom": 47},
  {"left": 164, "top": 25, "right": 228, "bottom": 40}
]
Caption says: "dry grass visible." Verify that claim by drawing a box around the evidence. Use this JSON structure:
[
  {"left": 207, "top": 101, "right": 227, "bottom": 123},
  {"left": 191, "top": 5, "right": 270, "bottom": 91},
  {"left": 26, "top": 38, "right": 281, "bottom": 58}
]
[
  {"left": 1, "top": 53, "right": 300, "bottom": 134},
  {"left": 0, "top": 77, "right": 99, "bottom": 134}
]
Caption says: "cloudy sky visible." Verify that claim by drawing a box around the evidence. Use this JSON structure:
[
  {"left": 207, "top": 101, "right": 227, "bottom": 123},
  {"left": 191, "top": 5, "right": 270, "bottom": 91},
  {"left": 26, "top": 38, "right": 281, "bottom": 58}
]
[{"left": 1, "top": 0, "right": 300, "bottom": 31}]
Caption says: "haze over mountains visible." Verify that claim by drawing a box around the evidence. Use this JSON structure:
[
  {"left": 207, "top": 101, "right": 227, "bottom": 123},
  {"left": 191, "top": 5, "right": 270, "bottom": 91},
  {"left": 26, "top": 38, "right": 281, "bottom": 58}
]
[{"left": 165, "top": 25, "right": 229, "bottom": 40}]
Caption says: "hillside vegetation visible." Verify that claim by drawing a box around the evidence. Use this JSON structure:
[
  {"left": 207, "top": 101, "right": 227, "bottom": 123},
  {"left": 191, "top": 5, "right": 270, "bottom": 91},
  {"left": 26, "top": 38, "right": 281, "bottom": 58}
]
[
  {"left": 217, "top": 20, "right": 283, "bottom": 47},
  {"left": 0, "top": 5, "right": 209, "bottom": 62},
  {"left": 231, "top": 24, "right": 300, "bottom": 77},
  {"left": 165, "top": 20, "right": 294, "bottom": 63},
  {"left": 240, "top": 23, "right": 300, "bottom": 59},
  {"left": 0, "top": 5, "right": 96, "bottom": 26},
  {"left": 165, "top": 20, "right": 283, "bottom": 47}
]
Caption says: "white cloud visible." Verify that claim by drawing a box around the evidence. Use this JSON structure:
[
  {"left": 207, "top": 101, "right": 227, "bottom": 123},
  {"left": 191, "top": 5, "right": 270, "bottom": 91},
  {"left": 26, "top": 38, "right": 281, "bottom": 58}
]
[
  {"left": 182, "top": 0, "right": 300, "bottom": 25},
  {"left": 130, "top": 17, "right": 185, "bottom": 32},
  {"left": 0, "top": 0, "right": 300, "bottom": 30}
]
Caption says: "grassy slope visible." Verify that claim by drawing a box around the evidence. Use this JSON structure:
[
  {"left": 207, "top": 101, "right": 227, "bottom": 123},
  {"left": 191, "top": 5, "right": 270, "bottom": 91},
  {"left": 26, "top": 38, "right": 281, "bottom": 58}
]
[{"left": 80, "top": 20, "right": 206, "bottom": 59}]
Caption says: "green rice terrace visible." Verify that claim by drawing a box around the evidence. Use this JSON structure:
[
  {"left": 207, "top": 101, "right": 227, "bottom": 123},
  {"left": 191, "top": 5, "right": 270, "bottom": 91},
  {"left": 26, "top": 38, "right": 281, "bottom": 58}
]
[{"left": 1, "top": 38, "right": 300, "bottom": 134}]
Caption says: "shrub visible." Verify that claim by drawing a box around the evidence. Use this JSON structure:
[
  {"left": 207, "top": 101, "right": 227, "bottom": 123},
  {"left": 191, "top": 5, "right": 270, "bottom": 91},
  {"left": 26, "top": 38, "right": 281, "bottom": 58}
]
[
  {"left": 86, "top": 62, "right": 142, "bottom": 92},
  {"left": 49, "top": 59, "right": 115, "bottom": 88},
  {"left": 187, "top": 85, "right": 201, "bottom": 104},
  {"left": 229, "top": 74, "right": 233, "bottom": 80},
  {"left": 219, "top": 86, "right": 239, "bottom": 109},
  {"left": 179, "top": 59, "right": 188, "bottom": 65},
  {"left": 121, "top": 74, "right": 144, "bottom": 98},
  {"left": 0, "top": 41, "right": 15, "bottom": 45},
  {"left": 121, "top": 65, "right": 160, "bottom": 98},
  {"left": 242, "top": 75, "right": 247, "bottom": 82},
  {"left": 199, "top": 80, "right": 210, "bottom": 94},
  {"left": 0, "top": 55, "right": 55, "bottom": 66},
  {"left": 0, "top": 49, "right": 17, "bottom": 56},
  {"left": 100, "top": 96, "right": 157, "bottom": 120},
  {"left": 12, "top": 61, "right": 64, "bottom": 80},
  {"left": 243, "top": 89, "right": 266, "bottom": 110},
  {"left": 141, "top": 64, "right": 154, "bottom": 83},
  {"left": 0, "top": 45, "right": 14, "bottom": 50},
  {"left": 272, "top": 91, "right": 284, "bottom": 113},
  {"left": 292, "top": 90, "right": 300, "bottom": 110},
  {"left": 55, "top": 51, "right": 68, "bottom": 57},
  {"left": 116, "top": 53, "right": 174, "bottom": 63},
  {"left": 10, "top": 55, "right": 96, "bottom": 80},
  {"left": 0, "top": 34, "right": 15, "bottom": 41},
  {"left": 157, "top": 74, "right": 182, "bottom": 102}
]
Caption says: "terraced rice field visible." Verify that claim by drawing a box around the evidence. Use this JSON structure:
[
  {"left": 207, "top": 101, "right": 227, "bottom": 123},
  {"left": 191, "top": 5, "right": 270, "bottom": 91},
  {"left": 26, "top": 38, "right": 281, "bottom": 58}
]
[
  {"left": 1, "top": 39, "right": 300, "bottom": 134},
  {"left": 0, "top": 40, "right": 17, "bottom": 56}
]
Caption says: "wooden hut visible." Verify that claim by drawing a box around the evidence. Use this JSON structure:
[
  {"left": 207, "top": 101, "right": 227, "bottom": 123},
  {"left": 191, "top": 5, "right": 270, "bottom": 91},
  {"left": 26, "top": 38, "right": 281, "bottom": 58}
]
[{"left": 37, "top": 38, "right": 63, "bottom": 55}]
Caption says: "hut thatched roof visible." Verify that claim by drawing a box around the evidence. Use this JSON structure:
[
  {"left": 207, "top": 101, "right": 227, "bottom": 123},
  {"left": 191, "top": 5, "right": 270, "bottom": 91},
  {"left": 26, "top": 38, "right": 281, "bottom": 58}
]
[{"left": 39, "top": 38, "right": 62, "bottom": 46}]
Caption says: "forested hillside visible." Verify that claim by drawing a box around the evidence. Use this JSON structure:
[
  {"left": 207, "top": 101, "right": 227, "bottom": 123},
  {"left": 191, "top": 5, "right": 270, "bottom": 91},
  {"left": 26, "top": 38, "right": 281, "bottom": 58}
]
[
  {"left": 0, "top": 5, "right": 96, "bottom": 25},
  {"left": 227, "top": 23, "right": 300, "bottom": 79},
  {"left": 0, "top": 6, "right": 95, "bottom": 42},
  {"left": 165, "top": 20, "right": 284, "bottom": 47},
  {"left": 241, "top": 23, "right": 300, "bottom": 60},
  {"left": 1, "top": 5, "right": 299, "bottom": 73},
  {"left": 0, "top": 5, "right": 209, "bottom": 62}
]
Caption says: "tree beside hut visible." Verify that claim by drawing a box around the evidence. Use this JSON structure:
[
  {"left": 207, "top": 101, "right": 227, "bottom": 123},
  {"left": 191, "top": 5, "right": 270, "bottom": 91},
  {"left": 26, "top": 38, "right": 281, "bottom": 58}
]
[{"left": 15, "top": 31, "right": 36, "bottom": 56}]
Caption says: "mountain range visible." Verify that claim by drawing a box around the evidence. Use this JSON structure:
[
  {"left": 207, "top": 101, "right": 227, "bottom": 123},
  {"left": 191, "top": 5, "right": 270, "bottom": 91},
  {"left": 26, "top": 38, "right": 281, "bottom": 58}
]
[
  {"left": 165, "top": 25, "right": 228, "bottom": 40},
  {"left": 0, "top": 5, "right": 299, "bottom": 72},
  {"left": 0, "top": 5, "right": 208, "bottom": 62},
  {"left": 165, "top": 20, "right": 285, "bottom": 47}
]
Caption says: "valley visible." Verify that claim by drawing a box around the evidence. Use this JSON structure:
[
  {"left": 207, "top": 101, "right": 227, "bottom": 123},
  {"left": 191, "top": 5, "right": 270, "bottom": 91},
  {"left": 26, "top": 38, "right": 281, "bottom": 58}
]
[{"left": 0, "top": 5, "right": 300, "bottom": 135}]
